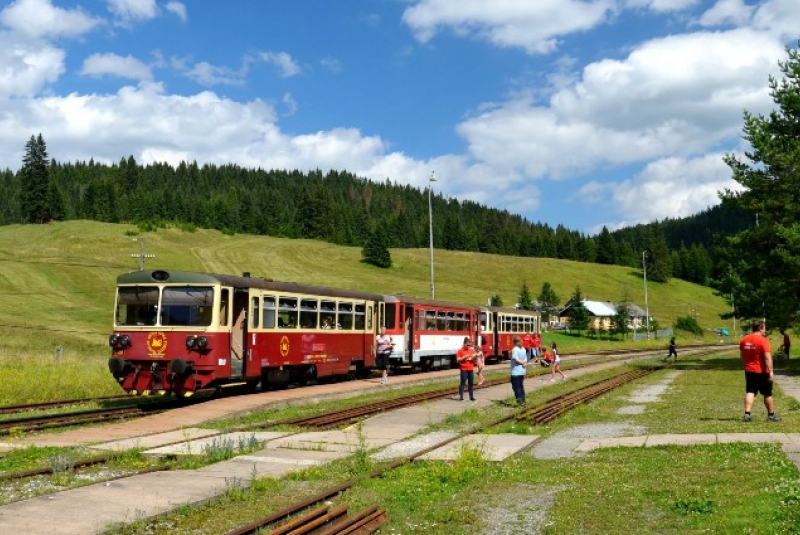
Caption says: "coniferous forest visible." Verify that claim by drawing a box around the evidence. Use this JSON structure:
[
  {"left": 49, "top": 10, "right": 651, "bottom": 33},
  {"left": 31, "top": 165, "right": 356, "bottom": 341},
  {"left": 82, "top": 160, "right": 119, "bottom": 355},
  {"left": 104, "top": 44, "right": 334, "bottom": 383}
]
[{"left": 6, "top": 134, "right": 752, "bottom": 287}]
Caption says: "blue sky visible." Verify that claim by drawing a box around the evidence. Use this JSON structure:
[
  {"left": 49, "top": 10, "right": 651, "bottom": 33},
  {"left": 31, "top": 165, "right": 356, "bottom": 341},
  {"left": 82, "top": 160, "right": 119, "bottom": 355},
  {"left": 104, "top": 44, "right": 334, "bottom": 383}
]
[{"left": 0, "top": 0, "right": 796, "bottom": 234}]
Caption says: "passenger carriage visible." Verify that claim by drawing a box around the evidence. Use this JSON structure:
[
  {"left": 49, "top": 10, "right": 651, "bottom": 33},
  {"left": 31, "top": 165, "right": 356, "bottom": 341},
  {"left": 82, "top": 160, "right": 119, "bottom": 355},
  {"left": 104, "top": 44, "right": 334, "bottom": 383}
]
[
  {"left": 479, "top": 306, "right": 540, "bottom": 361},
  {"left": 381, "top": 296, "right": 480, "bottom": 371}
]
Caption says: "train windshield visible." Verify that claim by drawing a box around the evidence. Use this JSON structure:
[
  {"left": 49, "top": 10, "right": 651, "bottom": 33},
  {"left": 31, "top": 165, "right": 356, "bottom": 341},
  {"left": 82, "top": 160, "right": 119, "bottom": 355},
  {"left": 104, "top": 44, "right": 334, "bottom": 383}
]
[
  {"left": 160, "top": 287, "right": 214, "bottom": 326},
  {"left": 116, "top": 286, "right": 159, "bottom": 326},
  {"left": 116, "top": 285, "right": 215, "bottom": 327}
]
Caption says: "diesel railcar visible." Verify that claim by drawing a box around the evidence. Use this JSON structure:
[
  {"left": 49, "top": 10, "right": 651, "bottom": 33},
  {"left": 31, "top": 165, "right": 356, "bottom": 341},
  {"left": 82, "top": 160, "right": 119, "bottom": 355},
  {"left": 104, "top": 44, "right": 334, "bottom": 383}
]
[{"left": 107, "top": 269, "right": 540, "bottom": 395}]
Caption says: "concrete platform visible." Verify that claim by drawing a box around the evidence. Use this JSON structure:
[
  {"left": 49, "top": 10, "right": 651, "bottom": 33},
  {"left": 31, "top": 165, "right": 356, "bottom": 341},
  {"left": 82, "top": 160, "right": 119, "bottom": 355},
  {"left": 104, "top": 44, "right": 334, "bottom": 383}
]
[
  {"left": 89, "top": 428, "right": 221, "bottom": 452},
  {"left": 417, "top": 433, "right": 539, "bottom": 461},
  {"left": 142, "top": 431, "right": 288, "bottom": 456}
]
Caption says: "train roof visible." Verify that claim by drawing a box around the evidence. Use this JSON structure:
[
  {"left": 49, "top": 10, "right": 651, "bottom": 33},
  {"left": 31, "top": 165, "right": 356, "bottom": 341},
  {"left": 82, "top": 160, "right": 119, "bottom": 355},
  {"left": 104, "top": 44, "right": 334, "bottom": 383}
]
[
  {"left": 117, "top": 270, "right": 387, "bottom": 301},
  {"left": 487, "top": 305, "right": 541, "bottom": 316},
  {"left": 380, "top": 294, "right": 489, "bottom": 311}
]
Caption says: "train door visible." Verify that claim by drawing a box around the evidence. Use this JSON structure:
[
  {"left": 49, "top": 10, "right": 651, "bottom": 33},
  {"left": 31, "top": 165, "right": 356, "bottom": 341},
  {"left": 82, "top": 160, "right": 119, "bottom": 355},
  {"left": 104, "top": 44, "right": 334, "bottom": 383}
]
[{"left": 230, "top": 289, "right": 248, "bottom": 379}]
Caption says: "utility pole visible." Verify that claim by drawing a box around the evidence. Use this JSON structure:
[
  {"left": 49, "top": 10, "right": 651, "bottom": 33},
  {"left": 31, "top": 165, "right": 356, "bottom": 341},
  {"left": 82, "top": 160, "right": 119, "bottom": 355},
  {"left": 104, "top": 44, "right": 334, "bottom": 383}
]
[
  {"left": 643, "top": 251, "right": 650, "bottom": 340},
  {"left": 131, "top": 238, "right": 156, "bottom": 271}
]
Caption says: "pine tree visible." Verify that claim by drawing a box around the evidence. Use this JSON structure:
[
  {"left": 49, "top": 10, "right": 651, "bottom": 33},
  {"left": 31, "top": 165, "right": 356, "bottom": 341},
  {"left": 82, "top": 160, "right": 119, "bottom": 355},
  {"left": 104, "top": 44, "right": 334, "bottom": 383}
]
[
  {"left": 643, "top": 224, "right": 672, "bottom": 283},
  {"left": 718, "top": 40, "right": 800, "bottom": 327},
  {"left": 518, "top": 281, "right": 534, "bottom": 310},
  {"left": 362, "top": 225, "right": 392, "bottom": 268},
  {"left": 20, "top": 134, "right": 50, "bottom": 223},
  {"left": 489, "top": 294, "right": 504, "bottom": 307},
  {"left": 595, "top": 226, "right": 618, "bottom": 264},
  {"left": 566, "top": 286, "right": 590, "bottom": 333},
  {"left": 536, "top": 282, "right": 560, "bottom": 323}
]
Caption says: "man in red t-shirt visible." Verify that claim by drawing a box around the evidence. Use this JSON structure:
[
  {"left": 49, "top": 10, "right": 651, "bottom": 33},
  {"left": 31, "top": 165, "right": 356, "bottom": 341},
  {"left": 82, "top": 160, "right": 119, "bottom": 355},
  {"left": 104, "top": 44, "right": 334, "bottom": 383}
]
[
  {"left": 740, "top": 321, "right": 779, "bottom": 422},
  {"left": 532, "top": 333, "right": 542, "bottom": 360},
  {"left": 522, "top": 332, "right": 533, "bottom": 360},
  {"left": 456, "top": 337, "right": 477, "bottom": 402}
]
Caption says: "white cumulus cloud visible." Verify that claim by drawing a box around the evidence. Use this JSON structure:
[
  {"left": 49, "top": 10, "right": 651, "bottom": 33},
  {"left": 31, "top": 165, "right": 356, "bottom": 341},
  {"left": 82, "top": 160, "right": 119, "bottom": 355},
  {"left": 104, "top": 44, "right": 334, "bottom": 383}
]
[
  {"left": 0, "top": 0, "right": 101, "bottom": 39},
  {"left": 81, "top": 53, "right": 153, "bottom": 81}
]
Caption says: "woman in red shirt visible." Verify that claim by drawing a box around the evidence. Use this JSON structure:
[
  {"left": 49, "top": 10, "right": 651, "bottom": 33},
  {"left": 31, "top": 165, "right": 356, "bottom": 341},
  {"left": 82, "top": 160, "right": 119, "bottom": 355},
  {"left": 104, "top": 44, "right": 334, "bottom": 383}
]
[{"left": 457, "top": 337, "right": 477, "bottom": 401}]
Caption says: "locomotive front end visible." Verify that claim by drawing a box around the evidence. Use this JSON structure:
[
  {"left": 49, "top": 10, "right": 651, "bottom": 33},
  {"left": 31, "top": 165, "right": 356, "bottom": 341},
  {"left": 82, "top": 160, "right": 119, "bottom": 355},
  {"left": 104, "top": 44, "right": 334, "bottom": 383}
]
[{"left": 108, "top": 270, "right": 229, "bottom": 396}]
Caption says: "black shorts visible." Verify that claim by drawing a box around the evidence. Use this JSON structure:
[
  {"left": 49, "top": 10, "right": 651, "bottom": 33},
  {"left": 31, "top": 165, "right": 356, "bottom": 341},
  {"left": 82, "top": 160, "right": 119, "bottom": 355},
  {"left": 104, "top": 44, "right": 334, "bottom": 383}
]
[
  {"left": 376, "top": 354, "right": 389, "bottom": 371},
  {"left": 745, "top": 371, "right": 773, "bottom": 397}
]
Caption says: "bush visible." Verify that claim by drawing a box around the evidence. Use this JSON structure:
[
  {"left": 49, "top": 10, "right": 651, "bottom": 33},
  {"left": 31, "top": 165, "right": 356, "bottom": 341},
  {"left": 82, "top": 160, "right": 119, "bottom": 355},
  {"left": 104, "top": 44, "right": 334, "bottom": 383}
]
[{"left": 674, "top": 315, "right": 702, "bottom": 336}]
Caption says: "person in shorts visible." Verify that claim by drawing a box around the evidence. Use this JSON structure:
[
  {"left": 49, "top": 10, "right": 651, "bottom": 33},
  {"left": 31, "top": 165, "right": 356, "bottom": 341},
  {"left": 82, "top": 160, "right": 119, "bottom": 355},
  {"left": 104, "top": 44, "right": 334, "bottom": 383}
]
[
  {"left": 375, "top": 326, "right": 394, "bottom": 385},
  {"left": 474, "top": 342, "right": 486, "bottom": 386},
  {"left": 740, "top": 321, "right": 779, "bottom": 422}
]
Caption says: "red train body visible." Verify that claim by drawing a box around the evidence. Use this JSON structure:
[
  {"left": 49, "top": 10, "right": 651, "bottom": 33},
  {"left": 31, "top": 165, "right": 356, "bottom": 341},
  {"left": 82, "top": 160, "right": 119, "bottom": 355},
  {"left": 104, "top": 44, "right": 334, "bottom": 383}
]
[{"left": 108, "top": 270, "right": 540, "bottom": 395}]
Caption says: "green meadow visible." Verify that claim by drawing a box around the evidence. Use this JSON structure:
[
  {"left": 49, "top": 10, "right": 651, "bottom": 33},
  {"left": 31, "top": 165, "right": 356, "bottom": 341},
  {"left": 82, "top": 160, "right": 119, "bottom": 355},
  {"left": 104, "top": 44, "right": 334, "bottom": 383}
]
[{"left": 0, "top": 220, "right": 733, "bottom": 403}]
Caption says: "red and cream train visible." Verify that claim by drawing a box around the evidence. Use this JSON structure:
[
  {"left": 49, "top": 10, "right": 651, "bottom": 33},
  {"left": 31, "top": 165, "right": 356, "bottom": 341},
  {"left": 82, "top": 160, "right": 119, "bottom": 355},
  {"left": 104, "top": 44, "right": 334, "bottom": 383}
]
[{"left": 108, "top": 270, "right": 540, "bottom": 395}]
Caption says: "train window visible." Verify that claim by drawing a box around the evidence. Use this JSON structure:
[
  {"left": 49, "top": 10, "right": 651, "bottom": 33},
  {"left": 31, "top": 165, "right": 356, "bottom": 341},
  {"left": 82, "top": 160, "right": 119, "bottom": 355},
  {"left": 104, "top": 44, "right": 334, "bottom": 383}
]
[
  {"left": 426, "top": 310, "right": 436, "bottom": 331},
  {"left": 338, "top": 302, "right": 353, "bottom": 330},
  {"left": 300, "top": 299, "right": 318, "bottom": 329},
  {"left": 320, "top": 300, "right": 336, "bottom": 329},
  {"left": 278, "top": 297, "right": 298, "bottom": 329},
  {"left": 251, "top": 296, "right": 260, "bottom": 328},
  {"left": 219, "top": 289, "right": 229, "bottom": 327},
  {"left": 446, "top": 312, "right": 456, "bottom": 331},
  {"left": 160, "top": 287, "right": 214, "bottom": 327},
  {"left": 480, "top": 312, "right": 487, "bottom": 332},
  {"left": 354, "top": 303, "right": 366, "bottom": 329},
  {"left": 436, "top": 311, "right": 446, "bottom": 331},
  {"left": 262, "top": 296, "right": 276, "bottom": 328},
  {"left": 414, "top": 309, "right": 420, "bottom": 331},
  {"left": 456, "top": 312, "right": 467, "bottom": 332},
  {"left": 384, "top": 304, "right": 396, "bottom": 329},
  {"left": 116, "top": 286, "right": 159, "bottom": 326},
  {"left": 367, "top": 305, "right": 373, "bottom": 329}
]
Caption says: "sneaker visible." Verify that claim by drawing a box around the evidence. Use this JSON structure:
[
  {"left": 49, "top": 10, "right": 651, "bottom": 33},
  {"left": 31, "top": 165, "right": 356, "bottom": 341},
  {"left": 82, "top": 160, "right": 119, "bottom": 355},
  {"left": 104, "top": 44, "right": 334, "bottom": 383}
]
[
  {"left": 477, "top": 379, "right": 485, "bottom": 386},
  {"left": 460, "top": 398, "right": 465, "bottom": 402},
  {"left": 743, "top": 414, "right": 752, "bottom": 422},
  {"left": 561, "top": 376, "right": 567, "bottom": 381},
  {"left": 470, "top": 398, "right": 477, "bottom": 402},
  {"left": 550, "top": 378, "right": 555, "bottom": 382},
  {"left": 768, "top": 414, "right": 781, "bottom": 422}
]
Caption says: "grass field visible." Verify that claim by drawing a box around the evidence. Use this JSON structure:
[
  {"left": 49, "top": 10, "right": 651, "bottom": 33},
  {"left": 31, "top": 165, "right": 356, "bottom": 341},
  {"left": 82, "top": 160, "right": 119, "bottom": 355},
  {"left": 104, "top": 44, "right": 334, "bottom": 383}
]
[{"left": 0, "top": 220, "right": 735, "bottom": 404}]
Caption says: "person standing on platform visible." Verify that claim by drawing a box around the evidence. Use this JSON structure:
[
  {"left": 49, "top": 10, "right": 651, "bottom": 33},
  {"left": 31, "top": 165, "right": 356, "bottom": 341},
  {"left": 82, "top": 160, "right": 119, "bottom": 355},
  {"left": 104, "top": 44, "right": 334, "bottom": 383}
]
[
  {"left": 522, "top": 331, "right": 533, "bottom": 360},
  {"left": 550, "top": 342, "right": 566, "bottom": 381},
  {"left": 457, "top": 337, "right": 477, "bottom": 401},
  {"left": 532, "top": 332, "right": 542, "bottom": 360},
  {"left": 375, "top": 326, "right": 394, "bottom": 386},
  {"left": 510, "top": 335, "right": 529, "bottom": 406},
  {"left": 741, "top": 321, "right": 779, "bottom": 422}
]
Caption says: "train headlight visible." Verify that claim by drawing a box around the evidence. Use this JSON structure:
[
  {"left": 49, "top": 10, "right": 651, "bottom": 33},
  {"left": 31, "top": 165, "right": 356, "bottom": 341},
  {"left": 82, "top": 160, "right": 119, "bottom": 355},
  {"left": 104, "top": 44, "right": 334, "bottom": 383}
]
[
  {"left": 109, "top": 334, "right": 120, "bottom": 347},
  {"left": 197, "top": 336, "right": 209, "bottom": 350},
  {"left": 186, "top": 335, "right": 197, "bottom": 349},
  {"left": 119, "top": 335, "right": 131, "bottom": 348}
]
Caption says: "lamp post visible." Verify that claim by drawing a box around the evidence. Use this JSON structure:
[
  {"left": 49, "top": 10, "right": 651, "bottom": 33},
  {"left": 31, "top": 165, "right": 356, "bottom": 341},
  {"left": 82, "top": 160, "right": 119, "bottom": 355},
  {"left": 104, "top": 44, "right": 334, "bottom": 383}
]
[
  {"left": 428, "top": 171, "right": 437, "bottom": 299},
  {"left": 643, "top": 251, "right": 650, "bottom": 339}
]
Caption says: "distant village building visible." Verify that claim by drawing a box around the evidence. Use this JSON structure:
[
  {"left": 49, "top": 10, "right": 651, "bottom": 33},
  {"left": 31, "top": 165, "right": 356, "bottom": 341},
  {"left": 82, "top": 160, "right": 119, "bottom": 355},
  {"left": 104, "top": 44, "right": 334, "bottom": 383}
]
[{"left": 558, "top": 299, "right": 649, "bottom": 332}]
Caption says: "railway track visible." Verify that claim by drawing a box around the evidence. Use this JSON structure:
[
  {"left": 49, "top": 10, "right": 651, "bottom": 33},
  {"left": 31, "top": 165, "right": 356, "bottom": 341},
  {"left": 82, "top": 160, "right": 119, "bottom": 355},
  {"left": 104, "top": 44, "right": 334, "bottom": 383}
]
[
  {"left": 280, "top": 346, "right": 727, "bottom": 431},
  {"left": 0, "top": 403, "right": 174, "bottom": 435},
  {"left": 221, "top": 365, "right": 662, "bottom": 535},
  {"left": 0, "top": 396, "right": 132, "bottom": 416}
]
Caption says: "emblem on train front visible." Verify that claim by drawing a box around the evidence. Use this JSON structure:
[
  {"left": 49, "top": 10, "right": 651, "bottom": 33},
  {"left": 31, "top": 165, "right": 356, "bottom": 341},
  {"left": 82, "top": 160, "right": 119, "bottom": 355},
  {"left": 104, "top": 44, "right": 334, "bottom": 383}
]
[
  {"left": 147, "top": 331, "right": 168, "bottom": 356},
  {"left": 280, "top": 335, "right": 290, "bottom": 357}
]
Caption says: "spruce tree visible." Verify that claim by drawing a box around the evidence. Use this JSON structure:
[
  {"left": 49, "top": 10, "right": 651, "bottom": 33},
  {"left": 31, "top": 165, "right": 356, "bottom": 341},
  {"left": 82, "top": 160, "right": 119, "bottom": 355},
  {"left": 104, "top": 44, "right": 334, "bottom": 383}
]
[
  {"left": 566, "top": 286, "right": 590, "bottom": 333},
  {"left": 20, "top": 134, "right": 50, "bottom": 223},
  {"left": 361, "top": 225, "right": 392, "bottom": 268},
  {"left": 536, "top": 282, "right": 560, "bottom": 324},
  {"left": 595, "top": 226, "right": 618, "bottom": 264},
  {"left": 718, "top": 40, "right": 800, "bottom": 327},
  {"left": 518, "top": 281, "right": 534, "bottom": 310}
]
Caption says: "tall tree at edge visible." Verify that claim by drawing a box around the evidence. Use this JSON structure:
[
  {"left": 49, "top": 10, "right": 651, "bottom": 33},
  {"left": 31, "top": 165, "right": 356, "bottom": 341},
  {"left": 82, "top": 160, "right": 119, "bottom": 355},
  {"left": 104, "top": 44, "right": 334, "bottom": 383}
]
[{"left": 20, "top": 134, "right": 50, "bottom": 223}]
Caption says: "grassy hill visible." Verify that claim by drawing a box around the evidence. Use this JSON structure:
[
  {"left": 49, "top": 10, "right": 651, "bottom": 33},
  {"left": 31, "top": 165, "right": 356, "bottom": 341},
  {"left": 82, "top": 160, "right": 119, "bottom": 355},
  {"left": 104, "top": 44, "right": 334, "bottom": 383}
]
[{"left": 0, "top": 220, "right": 734, "bottom": 402}]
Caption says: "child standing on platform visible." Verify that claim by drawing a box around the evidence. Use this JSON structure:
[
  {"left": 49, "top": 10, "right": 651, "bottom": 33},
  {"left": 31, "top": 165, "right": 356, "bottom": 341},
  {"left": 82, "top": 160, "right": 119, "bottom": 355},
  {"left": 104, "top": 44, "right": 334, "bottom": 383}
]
[{"left": 550, "top": 342, "right": 566, "bottom": 381}]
